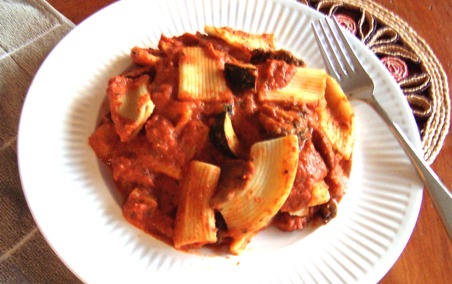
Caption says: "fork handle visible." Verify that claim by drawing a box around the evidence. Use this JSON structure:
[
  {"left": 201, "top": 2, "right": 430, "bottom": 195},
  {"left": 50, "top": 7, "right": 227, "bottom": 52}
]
[{"left": 370, "top": 97, "right": 452, "bottom": 240}]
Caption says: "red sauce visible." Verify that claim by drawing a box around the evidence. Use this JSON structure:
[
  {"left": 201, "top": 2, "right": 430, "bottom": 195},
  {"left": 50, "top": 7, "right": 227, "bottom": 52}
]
[
  {"left": 258, "top": 60, "right": 297, "bottom": 91},
  {"left": 89, "top": 30, "right": 351, "bottom": 250}
]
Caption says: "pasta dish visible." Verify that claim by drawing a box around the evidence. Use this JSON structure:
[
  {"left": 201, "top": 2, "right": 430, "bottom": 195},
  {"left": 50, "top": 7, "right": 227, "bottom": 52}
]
[{"left": 89, "top": 26, "right": 354, "bottom": 255}]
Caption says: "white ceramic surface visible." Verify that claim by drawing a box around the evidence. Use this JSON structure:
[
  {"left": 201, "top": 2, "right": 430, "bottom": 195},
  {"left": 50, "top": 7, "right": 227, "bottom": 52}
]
[{"left": 18, "top": 0, "right": 423, "bottom": 283}]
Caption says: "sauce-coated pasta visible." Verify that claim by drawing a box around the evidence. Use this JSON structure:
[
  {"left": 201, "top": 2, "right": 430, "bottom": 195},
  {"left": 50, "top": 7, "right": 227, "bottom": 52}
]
[{"left": 89, "top": 26, "right": 354, "bottom": 255}]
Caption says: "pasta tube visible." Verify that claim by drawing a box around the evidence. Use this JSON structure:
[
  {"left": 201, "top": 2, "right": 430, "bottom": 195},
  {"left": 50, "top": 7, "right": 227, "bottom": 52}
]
[
  {"left": 174, "top": 161, "right": 221, "bottom": 249},
  {"left": 178, "top": 46, "right": 231, "bottom": 102},
  {"left": 204, "top": 26, "right": 275, "bottom": 51},
  {"left": 320, "top": 75, "right": 355, "bottom": 159},
  {"left": 108, "top": 75, "right": 155, "bottom": 142},
  {"left": 213, "top": 135, "right": 299, "bottom": 254},
  {"left": 259, "top": 68, "right": 327, "bottom": 103}
]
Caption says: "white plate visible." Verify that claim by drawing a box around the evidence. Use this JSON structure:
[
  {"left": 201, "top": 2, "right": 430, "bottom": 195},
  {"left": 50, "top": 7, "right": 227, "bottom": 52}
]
[{"left": 18, "top": 0, "right": 423, "bottom": 283}]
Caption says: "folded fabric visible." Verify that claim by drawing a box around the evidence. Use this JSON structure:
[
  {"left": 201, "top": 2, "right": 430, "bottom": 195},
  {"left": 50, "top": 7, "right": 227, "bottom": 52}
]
[{"left": 0, "top": 1, "right": 81, "bottom": 283}]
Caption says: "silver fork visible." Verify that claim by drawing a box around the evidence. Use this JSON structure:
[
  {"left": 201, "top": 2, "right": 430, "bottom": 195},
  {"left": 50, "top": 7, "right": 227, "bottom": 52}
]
[{"left": 312, "top": 17, "right": 452, "bottom": 239}]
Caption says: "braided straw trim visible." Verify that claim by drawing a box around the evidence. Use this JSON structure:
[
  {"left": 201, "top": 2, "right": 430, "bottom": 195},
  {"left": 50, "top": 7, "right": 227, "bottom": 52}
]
[
  {"left": 304, "top": 0, "right": 450, "bottom": 164},
  {"left": 356, "top": 0, "right": 450, "bottom": 164}
]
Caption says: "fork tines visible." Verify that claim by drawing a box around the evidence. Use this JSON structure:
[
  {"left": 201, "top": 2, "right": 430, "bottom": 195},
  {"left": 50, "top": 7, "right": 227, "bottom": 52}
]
[{"left": 311, "top": 17, "right": 365, "bottom": 80}]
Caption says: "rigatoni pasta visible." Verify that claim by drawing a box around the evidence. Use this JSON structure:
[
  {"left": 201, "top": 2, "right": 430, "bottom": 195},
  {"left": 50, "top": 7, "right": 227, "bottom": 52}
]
[
  {"left": 204, "top": 26, "right": 275, "bottom": 51},
  {"left": 178, "top": 46, "right": 231, "bottom": 102},
  {"left": 174, "top": 161, "right": 220, "bottom": 249},
  {"left": 108, "top": 75, "right": 155, "bottom": 142},
  {"left": 89, "top": 26, "right": 354, "bottom": 255},
  {"left": 212, "top": 135, "right": 299, "bottom": 254},
  {"left": 259, "top": 68, "right": 327, "bottom": 103},
  {"left": 320, "top": 75, "right": 355, "bottom": 160}
]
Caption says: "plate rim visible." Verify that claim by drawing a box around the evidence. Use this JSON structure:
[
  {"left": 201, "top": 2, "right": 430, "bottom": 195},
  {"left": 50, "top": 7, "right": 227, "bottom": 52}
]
[{"left": 17, "top": 0, "right": 423, "bottom": 283}]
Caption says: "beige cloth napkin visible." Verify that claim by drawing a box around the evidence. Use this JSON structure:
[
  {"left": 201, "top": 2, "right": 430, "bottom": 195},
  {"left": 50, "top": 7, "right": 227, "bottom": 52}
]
[{"left": 0, "top": 1, "right": 82, "bottom": 283}]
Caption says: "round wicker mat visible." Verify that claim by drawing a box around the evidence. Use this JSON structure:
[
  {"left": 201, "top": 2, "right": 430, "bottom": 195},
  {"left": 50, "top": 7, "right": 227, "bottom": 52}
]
[{"left": 300, "top": 0, "right": 450, "bottom": 164}]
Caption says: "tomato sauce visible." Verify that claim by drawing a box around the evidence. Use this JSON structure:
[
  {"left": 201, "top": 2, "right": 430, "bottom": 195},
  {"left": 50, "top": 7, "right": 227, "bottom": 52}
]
[{"left": 89, "top": 30, "right": 351, "bottom": 250}]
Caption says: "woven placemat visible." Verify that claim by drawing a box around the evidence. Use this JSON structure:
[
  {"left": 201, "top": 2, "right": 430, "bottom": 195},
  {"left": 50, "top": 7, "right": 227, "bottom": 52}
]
[{"left": 300, "top": 0, "right": 450, "bottom": 164}]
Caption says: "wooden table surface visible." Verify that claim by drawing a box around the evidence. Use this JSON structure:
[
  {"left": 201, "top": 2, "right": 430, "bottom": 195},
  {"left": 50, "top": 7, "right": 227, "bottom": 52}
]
[{"left": 47, "top": 0, "right": 452, "bottom": 283}]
